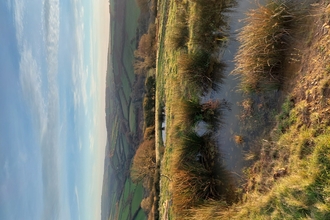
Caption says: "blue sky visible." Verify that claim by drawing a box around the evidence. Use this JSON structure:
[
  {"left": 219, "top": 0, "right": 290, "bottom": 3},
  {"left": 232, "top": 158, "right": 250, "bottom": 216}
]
[{"left": 0, "top": 0, "right": 109, "bottom": 219}]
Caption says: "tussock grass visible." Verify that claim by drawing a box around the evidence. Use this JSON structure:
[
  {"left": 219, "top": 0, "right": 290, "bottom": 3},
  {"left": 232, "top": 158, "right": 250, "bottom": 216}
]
[
  {"left": 167, "top": 23, "right": 189, "bottom": 51},
  {"left": 176, "top": 132, "right": 219, "bottom": 172},
  {"left": 233, "top": 0, "right": 299, "bottom": 92},
  {"left": 173, "top": 99, "right": 229, "bottom": 129},
  {"left": 189, "top": 0, "right": 236, "bottom": 51},
  {"left": 171, "top": 131, "right": 236, "bottom": 217},
  {"left": 169, "top": 97, "right": 236, "bottom": 218},
  {"left": 202, "top": 129, "right": 330, "bottom": 220},
  {"left": 166, "top": 5, "right": 189, "bottom": 50},
  {"left": 167, "top": 93, "right": 235, "bottom": 218},
  {"left": 177, "top": 51, "right": 226, "bottom": 94}
]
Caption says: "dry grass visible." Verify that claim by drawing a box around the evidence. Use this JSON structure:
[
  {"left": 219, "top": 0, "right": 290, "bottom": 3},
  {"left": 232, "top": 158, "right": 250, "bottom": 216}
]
[
  {"left": 188, "top": 0, "right": 235, "bottom": 52},
  {"left": 233, "top": 0, "right": 299, "bottom": 92},
  {"left": 166, "top": 4, "right": 189, "bottom": 50}
]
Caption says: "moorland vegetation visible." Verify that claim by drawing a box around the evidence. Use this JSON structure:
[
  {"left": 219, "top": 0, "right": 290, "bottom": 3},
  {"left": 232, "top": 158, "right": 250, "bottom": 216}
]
[
  {"left": 129, "top": 0, "right": 330, "bottom": 219},
  {"left": 131, "top": 0, "right": 237, "bottom": 218},
  {"left": 156, "top": 0, "right": 330, "bottom": 219}
]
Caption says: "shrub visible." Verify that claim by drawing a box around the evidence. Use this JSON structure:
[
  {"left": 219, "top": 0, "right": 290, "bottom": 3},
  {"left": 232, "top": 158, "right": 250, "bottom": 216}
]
[
  {"left": 134, "top": 33, "right": 156, "bottom": 74},
  {"left": 144, "top": 126, "right": 155, "bottom": 140},
  {"left": 141, "top": 196, "right": 153, "bottom": 213},
  {"left": 145, "top": 76, "right": 156, "bottom": 96},
  {"left": 143, "top": 76, "right": 156, "bottom": 127},
  {"left": 130, "top": 138, "right": 156, "bottom": 183}
]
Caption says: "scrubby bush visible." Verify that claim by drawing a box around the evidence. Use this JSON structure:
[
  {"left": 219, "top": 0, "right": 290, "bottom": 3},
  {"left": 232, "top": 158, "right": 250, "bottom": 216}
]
[
  {"left": 143, "top": 76, "right": 156, "bottom": 128},
  {"left": 144, "top": 126, "right": 155, "bottom": 140},
  {"left": 130, "top": 138, "right": 156, "bottom": 183},
  {"left": 141, "top": 196, "right": 153, "bottom": 213}
]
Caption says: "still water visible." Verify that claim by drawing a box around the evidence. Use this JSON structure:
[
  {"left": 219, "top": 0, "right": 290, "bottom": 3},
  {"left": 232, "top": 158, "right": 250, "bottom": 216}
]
[{"left": 215, "top": 0, "right": 268, "bottom": 176}]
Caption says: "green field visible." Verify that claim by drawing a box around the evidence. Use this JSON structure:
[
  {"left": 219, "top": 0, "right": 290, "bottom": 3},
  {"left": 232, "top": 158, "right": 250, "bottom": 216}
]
[
  {"left": 129, "top": 103, "right": 136, "bottom": 133},
  {"left": 106, "top": 0, "right": 146, "bottom": 219},
  {"left": 116, "top": 180, "right": 144, "bottom": 220}
]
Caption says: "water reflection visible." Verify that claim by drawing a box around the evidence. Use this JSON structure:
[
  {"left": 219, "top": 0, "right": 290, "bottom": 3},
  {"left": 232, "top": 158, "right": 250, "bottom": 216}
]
[{"left": 215, "top": 0, "right": 267, "bottom": 176}]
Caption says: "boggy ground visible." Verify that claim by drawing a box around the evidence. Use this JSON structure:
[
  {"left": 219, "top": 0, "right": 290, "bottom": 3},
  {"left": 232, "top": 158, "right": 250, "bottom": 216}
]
[{"left": 157, "top": 1, "right": 330, "bottom": 219}]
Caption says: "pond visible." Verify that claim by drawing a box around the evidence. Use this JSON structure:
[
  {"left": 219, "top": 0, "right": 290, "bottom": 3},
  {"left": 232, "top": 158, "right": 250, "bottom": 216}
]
[{"left": 214, "top": 0, "right": 270, "bottom": 177}]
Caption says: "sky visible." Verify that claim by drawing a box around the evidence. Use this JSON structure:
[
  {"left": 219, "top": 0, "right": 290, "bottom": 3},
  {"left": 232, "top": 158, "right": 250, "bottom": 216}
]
[{"left": 0, "top": 0, "right": 109, "bottom": 219}]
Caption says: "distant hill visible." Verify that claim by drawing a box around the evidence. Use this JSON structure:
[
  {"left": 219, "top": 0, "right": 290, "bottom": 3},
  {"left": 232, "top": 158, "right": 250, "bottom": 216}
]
[{"left": 101, "top": 0, "right": 145, "bottom": 219}]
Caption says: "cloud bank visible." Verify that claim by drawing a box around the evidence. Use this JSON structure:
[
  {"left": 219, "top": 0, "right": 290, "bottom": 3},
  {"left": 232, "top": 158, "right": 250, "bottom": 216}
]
[{"left": 14, "top": 0, "right": 68, "bottom": 218}]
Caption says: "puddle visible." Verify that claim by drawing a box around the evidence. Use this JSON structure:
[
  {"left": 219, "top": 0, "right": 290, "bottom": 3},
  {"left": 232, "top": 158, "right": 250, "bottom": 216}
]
[{"left": 161, "top": 119, "right": 166, "bottom": 144}]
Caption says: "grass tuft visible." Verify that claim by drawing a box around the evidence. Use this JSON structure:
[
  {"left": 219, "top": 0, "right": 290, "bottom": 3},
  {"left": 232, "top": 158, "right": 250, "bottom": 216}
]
[
  {"left": 178, "top": 51, "right": 226, "bottom": 94},
  {"left": 233, "top": 0, "right": 299, "bottom": 92}
]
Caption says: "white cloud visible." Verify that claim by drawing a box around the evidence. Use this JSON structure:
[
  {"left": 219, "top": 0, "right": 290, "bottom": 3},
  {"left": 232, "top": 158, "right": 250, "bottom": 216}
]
[
  {"left": 71, "top": 0, "right": 91, "bottom": 120},
  {"left": 78, "top": 138, "right": 82, "bottom": 151},
  {"left": 42, "top": 0, "right": 60, "bottom": 84},
  {"left": 19, "top": 46, "right": 47, "bottom": 137},
  {"left": 72, "top": 59, "right": 88, "bottom": 114},
  {"left": 17, "top": 0, "right": 60, "bottom": 142},
  {"left": 90, "top": 73, "right": 97, "bottom": 99},
  {"left": 14, "top": 0, "right": 65, "bottom": 218},
  {"left": 13, "top": 0, "right": 24, "bottom": 47},
  {"left": 75, "top": 186, "right": 81, "bottom": 220}
]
